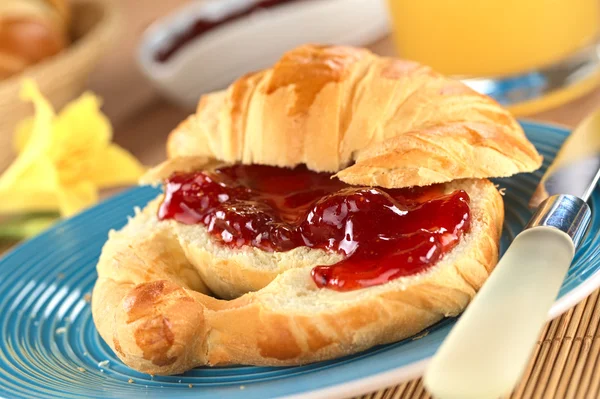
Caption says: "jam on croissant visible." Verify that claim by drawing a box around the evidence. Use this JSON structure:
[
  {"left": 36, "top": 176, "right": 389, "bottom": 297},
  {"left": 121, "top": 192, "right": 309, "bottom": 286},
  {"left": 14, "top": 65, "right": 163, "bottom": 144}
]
[{"left": 159, "top": 164, "right": 471, "bottom": 291}]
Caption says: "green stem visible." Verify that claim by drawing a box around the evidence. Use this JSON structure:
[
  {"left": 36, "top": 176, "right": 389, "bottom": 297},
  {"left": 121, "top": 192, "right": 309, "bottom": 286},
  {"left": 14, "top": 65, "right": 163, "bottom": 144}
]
[{"left": 0, "top": 214, "right": 58, "bottom": 240}]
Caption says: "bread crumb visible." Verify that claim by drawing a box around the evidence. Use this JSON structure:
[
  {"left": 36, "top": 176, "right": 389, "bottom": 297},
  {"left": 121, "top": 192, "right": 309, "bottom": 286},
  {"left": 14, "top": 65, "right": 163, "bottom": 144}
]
[
  {"left": 55, "top": 327, "right": 67, "bottom": 335},
  {"left": 84, "top": 293, "right": 92, "bottom": 302},
  {"left": 188, "top": 384, "right": 193, "bottom": 388},
  {"left": 493, "top": 184, "right": 507, "bottom": 196},
  {"left": 77, "top": 367, "right": 86, "bottom": 372},
  {"left": 412, "top": 331, "right": 429, "bottom": 341},
  {"left": 57, "top": 273, "right": 65, "bottom": 279},
  {"left": 98, "top": 360, "right": 109, "bottom": 368},
  {"left": 128, "top": 379, "right": 134, "bottom": 384},
  {"left": 240, "top": 385, "right": 245, "bottom": 390}
]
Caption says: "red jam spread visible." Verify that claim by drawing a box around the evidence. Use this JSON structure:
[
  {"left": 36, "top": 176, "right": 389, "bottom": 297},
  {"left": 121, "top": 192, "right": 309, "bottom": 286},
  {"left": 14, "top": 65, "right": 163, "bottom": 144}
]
[
  {"left": 158, "top": 165, "right": 471, "bottom": 291},
  {"left": 155, "top": 0, "right": 308, "bottom": 63}
]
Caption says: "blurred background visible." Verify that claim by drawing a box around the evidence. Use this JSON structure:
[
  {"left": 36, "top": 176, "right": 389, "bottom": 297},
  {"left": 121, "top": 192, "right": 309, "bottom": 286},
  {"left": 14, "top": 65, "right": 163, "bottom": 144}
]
[{"left": 1, "top": 0, "right": 600, "bottom": 244}]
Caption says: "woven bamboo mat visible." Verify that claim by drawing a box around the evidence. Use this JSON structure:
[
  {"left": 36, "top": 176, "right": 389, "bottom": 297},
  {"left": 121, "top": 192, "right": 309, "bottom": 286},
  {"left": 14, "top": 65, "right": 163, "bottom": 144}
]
[{"left": 355, "top": 288, "right": 600, "bottom": 399}]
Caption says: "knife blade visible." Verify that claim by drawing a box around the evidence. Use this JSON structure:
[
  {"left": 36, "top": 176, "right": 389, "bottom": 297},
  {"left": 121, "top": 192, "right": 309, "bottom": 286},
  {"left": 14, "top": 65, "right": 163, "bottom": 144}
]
[
  {"left": 424, "top": 113, "right": 600, "bottom": 399},
  {"left": 530, "top": 111, "right": 600, "bottom": 207}
]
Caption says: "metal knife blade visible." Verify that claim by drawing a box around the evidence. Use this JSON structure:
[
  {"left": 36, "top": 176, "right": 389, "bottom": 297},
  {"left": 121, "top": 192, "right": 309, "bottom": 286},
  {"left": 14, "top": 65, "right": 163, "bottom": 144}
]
[{"left": 530, "top": 111, "right": 600, "bottom": 208}]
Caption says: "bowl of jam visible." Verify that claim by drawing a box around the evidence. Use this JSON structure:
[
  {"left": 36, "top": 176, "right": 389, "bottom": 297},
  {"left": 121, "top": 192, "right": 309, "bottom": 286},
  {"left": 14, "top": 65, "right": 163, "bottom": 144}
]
[{"left": 137, "top": 0, "right": 389, "bottom": 108}]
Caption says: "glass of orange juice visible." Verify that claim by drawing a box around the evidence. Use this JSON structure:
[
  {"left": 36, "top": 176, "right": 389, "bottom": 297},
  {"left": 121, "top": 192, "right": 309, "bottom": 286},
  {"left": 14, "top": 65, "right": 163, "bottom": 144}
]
[{"left": 386, "top": 0, "right": 600, "bottom": 114}]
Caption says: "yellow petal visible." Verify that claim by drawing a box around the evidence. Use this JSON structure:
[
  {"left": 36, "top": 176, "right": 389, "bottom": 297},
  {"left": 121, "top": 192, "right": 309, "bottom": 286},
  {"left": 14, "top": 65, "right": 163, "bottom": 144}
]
[
  {"left": 50, "top": 92, "right": 115, "bottom": 185},
  {"left": 0, "top": 79, "right": 55, "bottom": 191},
  {"left": 0, "top": 157, "right": 60, "bottom": 214},
  {"left": 0, "top": 80, "right": 144, "bottom": 218},
  {"left": 87, "top": 144, "right": 146, "bottom": 188},
  {"left": 56, "top": 181, "right": 98, "bottom": 217},
  {"left": 50, "top": 92, "right": 111, "bottom": 161},
  {"left": 13, "top": 117, "right": 34, "bottom": 154},
  {"left": 7, "top": 156, "right": 59, "bottom": 191}
]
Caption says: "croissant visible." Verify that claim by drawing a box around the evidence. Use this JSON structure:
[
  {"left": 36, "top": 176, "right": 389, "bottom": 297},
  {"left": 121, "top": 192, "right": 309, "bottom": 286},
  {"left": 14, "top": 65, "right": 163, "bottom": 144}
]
[
  {"left": 0, "top": 0, "right": 70, "bottom": 80},
  {"left": 93, "top": 179, "right": 503, "bottom": 375},
  {"left": 92, "top": 45, "right": 542, "bottom": 375},
  {"left": 166, "top": 44, "right": 541, "bottom": 188}
]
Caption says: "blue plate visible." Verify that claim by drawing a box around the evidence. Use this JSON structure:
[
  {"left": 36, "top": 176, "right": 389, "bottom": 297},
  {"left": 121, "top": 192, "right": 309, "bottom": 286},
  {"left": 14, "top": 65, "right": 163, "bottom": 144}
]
[{"left": 1, "top": 121, "right": 600, "bottom": 399}]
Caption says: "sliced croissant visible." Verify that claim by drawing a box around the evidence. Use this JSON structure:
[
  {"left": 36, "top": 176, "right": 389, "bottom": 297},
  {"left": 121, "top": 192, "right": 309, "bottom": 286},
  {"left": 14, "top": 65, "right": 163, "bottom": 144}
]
[
  {"left": 93, "top": 178, "right": 503, "bottom": 375},
  {"left": 92, "top": 44, "right": 540, "bottom": 375},
  {"left": 165, "top": 44, "right": 541, "bottom": 188}
]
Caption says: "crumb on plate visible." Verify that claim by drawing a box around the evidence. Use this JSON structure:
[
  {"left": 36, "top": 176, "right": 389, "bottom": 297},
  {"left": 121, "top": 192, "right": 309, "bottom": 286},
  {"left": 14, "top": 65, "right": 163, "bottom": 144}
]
[{"left": 411, "top": 331, "right": 429, "bottom": 341}]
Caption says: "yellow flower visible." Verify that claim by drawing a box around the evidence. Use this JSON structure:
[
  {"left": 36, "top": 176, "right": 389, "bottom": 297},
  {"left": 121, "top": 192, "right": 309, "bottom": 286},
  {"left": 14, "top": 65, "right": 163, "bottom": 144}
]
[{"left": 0, "top": 80, "right": 145, "bottom": 216}]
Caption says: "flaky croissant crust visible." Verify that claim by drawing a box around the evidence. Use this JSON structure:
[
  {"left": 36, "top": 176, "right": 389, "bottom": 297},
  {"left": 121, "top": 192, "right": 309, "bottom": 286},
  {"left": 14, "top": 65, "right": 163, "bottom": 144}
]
[{"left": 166, "top": 44, "right": 542, "bottom": 188}]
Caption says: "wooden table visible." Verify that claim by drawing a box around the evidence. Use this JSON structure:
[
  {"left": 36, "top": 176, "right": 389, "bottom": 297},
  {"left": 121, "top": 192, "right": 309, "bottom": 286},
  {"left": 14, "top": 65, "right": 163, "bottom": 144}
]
[{"left": 25, "top": 1, "right": 600, "bottom": 398}]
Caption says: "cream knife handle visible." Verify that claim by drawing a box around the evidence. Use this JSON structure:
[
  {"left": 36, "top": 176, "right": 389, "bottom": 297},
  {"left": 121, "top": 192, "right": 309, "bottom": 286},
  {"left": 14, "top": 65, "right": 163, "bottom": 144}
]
[{"left": 424, "top": 226, "right": 575, "bottom": 399}]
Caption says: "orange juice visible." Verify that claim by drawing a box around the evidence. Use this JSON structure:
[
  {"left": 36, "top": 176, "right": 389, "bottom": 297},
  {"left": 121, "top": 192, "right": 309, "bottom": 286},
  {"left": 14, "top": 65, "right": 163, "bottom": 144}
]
[{"left": 386, "top": 0, "right": 599, "bottom": 77}]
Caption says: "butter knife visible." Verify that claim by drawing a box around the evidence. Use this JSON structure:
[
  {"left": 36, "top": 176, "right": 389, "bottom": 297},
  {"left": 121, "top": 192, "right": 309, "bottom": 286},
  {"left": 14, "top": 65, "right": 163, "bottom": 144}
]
[{"left": 424, "top": 113, "right": 600, "bottom": 399}]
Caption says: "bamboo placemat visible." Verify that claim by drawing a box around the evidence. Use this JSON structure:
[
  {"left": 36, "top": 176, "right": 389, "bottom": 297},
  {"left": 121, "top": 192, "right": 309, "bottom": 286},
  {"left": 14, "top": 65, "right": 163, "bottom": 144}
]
[{"left": 354, "top": 288, "right": 600, "bottom": 399}]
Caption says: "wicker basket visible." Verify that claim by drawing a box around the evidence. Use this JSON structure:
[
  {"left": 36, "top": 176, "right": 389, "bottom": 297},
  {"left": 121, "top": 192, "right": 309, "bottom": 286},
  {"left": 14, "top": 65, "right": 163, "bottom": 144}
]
[{"left": 0, "top": 0, "right": 120, "bottom": 172}]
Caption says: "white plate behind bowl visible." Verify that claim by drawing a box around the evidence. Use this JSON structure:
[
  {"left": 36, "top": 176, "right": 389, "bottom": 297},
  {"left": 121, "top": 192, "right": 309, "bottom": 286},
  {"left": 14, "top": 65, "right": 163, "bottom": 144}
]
[{"left": 137, "top": 0, "right": 390, "bottom": 108}]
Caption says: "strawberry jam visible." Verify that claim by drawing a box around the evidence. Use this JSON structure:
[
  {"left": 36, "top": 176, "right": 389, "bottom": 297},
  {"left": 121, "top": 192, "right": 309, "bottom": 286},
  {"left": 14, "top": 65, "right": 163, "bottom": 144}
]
[
  {"left": 158, "top": 165, "right": 471, "bottom": 291},
  {"left": 155, "top": 0, "right": 307, "bottom": 62}
]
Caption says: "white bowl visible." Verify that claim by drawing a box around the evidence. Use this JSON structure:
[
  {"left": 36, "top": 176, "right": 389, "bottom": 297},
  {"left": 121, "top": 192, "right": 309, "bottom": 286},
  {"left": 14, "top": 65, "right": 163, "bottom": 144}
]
[{"left": 137, "top": 0, "right": 390, "bottom": 108}]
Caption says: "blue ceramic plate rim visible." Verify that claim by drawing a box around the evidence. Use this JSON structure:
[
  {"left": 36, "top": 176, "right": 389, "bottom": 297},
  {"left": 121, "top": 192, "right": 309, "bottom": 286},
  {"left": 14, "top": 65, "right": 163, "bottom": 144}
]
[{"left": 1, "top": 120, "right": 599, "bottom": 399}]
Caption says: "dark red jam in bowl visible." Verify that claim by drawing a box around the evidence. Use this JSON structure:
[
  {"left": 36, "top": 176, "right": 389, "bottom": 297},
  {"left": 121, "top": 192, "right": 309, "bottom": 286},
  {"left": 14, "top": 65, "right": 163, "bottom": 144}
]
[
  {"left": 155, "top": 0, "right": 307, "bottom": 63},
  {"left": 158, "top": 165, "right": 471, "bottom": 291}
]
